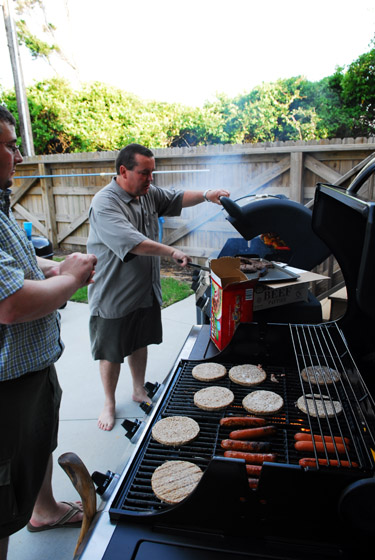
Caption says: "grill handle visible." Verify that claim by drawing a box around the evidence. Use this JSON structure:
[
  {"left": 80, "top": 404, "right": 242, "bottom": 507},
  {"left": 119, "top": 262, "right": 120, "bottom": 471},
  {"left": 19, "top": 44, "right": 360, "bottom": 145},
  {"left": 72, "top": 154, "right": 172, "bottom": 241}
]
[
  {"left": 347, "top": 155, "right": 375, "bottom": 194},
  {"left": 219, "top": 196, "right": 243, "bottom": 219}
]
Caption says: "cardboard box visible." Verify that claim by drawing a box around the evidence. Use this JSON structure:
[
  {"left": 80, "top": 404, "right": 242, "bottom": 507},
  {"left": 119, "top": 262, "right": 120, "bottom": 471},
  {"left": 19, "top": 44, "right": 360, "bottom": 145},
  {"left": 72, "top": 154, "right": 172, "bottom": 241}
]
[
  {"left": 210, "top": 257, "right": 258, "bottom": 351},
  {"left": 253, "top": 267, "right": 328, "bottom": 311}
]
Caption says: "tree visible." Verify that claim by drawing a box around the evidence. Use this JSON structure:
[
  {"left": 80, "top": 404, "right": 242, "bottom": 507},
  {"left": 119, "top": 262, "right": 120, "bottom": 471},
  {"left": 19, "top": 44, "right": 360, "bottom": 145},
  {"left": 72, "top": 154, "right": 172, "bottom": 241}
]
[{"left": 14, "top": 0, "right": 77, "bottom": 73}]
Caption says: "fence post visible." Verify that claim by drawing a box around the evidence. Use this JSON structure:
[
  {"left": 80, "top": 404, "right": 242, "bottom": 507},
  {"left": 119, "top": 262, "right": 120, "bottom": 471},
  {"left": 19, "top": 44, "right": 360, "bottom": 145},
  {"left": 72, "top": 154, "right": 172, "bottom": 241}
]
[
  {"left": 289, "top": 152, "right": 304, "bottom": 202},
  {"left": 38, "top": 163, "right": 58, "bottom": 248}
]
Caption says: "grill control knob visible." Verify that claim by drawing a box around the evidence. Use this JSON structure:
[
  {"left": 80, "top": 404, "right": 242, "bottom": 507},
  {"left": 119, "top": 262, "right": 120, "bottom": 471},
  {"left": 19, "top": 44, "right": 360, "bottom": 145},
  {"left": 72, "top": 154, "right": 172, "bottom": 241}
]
[
  {"left": 140, "top": 401, "right": 153, "bottom": 414},
  {"left": 121, "top": 418, "right": 142, "bottom": 439},
  {"left": 144, "top": 381, "right": 160, "bottom": 399},
  {"left": 91, "top": 470, "right": 115, "bottom": 496}
]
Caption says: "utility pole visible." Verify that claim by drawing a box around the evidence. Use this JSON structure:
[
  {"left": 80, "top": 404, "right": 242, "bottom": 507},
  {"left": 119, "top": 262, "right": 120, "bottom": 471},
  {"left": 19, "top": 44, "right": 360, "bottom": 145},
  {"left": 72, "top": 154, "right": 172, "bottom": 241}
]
[{"left": 2, "top": 0, "right": 35, "bottom": 155}]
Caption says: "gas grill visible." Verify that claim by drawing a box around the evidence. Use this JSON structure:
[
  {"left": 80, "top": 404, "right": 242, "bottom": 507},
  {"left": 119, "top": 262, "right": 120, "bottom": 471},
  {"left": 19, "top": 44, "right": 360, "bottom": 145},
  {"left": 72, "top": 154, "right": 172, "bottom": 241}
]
[{"left": 77, "top": 157, "right": 375, "bottom": 560}]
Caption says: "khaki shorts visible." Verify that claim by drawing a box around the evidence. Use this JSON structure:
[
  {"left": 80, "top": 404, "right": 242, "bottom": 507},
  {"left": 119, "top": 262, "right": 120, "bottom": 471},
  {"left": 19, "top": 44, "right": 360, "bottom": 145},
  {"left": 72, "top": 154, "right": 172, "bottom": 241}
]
[
  {"left": 89, "top": 299, "right": 162, "bottom": 363},
  {"left": 0, "top": 365, "right": 62, "bottom": 538}
]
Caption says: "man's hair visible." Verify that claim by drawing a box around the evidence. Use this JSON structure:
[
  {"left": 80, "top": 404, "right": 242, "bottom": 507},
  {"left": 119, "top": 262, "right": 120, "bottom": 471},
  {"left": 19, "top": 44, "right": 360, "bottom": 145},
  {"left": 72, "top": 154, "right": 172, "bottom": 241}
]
[
  {"left": 115, "top": 143, "right": 154, "bottom": 174},
  {"left": 0, "top": 106, "right": 16, "bottom": 133}
]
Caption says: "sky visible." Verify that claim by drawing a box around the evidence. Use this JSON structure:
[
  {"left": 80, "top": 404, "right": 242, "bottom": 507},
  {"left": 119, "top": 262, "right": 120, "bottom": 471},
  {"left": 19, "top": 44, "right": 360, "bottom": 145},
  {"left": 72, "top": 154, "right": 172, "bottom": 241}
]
[{"left": 1, "top": 0, "right": 375, "bottom": 107}]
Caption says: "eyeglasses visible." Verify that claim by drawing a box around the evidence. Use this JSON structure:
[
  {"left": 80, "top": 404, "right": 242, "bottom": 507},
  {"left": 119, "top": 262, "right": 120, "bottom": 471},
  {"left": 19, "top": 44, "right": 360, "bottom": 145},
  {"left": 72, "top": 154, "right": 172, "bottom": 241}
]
[{"left": 0, "top": 141, "right": 21, "bottom": 153}]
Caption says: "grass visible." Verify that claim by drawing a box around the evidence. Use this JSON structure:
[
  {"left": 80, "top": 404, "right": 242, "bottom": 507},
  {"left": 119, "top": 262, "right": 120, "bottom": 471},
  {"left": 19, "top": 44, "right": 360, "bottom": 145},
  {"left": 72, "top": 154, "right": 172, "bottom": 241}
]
[
  {"left": 53, "top": 256, "right": 193, "bottom": 306},
  {"left": 69, "top": 277, "right": 193, "bottom": 306}
]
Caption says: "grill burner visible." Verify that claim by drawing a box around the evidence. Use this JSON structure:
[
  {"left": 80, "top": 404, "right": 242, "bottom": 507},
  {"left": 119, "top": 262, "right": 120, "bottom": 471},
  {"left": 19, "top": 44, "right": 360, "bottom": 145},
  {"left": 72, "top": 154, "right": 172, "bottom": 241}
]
[{"left": 110, "top": 323, "right": 375, "bottom": 523}]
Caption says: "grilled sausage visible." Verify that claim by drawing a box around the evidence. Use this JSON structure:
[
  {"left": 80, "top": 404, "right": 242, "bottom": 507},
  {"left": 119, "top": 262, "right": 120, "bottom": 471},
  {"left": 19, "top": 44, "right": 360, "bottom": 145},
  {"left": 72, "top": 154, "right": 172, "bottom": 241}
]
[
  {"left": 248, "top": 478, "right": 259, "bottom": 489},
  {"left": 220, "top": 416, "right": 267, "bottom": 427},
  {"left": 229, "top": 426, "right": 276, "bottom": 440},
  {"left": 294, "top": 441, "right": 347, "bottom": 455},
  {"left": 245, "top": 464, "right": 262, "bottom": 477},
  {"left": 223, "top": 451, "right": 277, "bottom": 464},
  {"left": 221, "top": 439, "right": 271, "bottom": 452},
  {"left": 299, "top": 458, "right": 359, "bottom": 468},
  {"left": 294, "top": 432, "right": 350, "bottom": 446}
]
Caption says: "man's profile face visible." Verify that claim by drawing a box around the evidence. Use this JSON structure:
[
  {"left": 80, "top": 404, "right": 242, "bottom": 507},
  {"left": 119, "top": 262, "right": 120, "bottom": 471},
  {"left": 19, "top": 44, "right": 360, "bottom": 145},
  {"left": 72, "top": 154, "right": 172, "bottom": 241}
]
[
  {"left": 0, "top": 122, "right": 23, "bottom": 191},
  {"left": 119, "top": 154, "right": 155, "bottom": 197}
]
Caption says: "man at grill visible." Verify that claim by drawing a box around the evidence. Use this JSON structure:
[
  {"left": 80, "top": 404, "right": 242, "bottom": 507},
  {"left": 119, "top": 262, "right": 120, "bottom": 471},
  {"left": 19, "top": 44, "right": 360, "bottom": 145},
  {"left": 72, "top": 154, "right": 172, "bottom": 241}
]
[
  {"left": 0, "top": 106, "right": 97, "bottom": 559},
  {"left": 87, "top": 143, "right": 229, "bottom": 431}
]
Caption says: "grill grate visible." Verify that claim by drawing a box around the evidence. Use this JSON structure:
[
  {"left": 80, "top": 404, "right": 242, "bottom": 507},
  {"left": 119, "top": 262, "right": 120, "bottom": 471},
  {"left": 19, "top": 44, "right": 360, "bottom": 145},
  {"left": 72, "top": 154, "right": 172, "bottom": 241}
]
[
  {"left": 110, "top": 323, "right": 375, "bottom": 517},
  {"left": 290, "top": 322, "right": 375, "bottom": 468}
]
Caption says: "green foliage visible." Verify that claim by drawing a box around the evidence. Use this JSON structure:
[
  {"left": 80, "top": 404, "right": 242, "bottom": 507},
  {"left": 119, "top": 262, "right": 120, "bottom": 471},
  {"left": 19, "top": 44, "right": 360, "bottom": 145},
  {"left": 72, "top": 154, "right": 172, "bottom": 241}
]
[
  {"left": 16, "top": 19, "right": 57, "bottom": 60},
  {"left": 1, "top": 37, "right": 375, "bottom": 154}
]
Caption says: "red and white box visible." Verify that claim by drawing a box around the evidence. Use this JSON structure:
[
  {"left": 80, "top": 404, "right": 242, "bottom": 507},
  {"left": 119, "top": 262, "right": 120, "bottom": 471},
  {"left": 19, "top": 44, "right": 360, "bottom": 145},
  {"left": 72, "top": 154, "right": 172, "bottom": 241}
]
[{"left": 210, "top": 257, "right": 258, "bottom": 351}]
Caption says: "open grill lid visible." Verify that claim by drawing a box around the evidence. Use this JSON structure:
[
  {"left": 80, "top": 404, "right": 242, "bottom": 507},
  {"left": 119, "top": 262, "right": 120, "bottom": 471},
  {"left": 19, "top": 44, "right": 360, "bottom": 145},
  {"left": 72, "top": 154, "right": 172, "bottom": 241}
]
[{"left": 219, "top": 194, "right": 331, "bottom": 271}]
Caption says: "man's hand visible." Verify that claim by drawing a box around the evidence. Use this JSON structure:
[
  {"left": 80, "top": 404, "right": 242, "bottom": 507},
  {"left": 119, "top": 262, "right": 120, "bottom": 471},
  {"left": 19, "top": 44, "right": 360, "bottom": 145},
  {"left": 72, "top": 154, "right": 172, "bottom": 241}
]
[
  {"left": 205, "top": 189, "right": 230, "bottom": 204},
  {"left": 59, "top": 253, "right": 97, "bottom": 287},
  {"left": 171, "top": 250, "right": 192, "bottom": 268}
]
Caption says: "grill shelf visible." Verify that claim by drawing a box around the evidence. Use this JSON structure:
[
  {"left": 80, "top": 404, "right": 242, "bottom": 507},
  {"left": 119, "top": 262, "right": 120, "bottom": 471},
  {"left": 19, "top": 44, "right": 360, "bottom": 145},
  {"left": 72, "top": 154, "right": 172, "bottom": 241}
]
[{"left": 110, "top": 322, "right": 375, "bottom": 521}]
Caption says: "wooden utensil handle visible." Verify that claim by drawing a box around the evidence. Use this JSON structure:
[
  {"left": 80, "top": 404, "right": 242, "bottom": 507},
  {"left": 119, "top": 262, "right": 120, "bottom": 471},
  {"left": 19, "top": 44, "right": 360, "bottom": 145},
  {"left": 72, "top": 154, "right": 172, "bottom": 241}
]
[{"left": 58, "top": 452, "right": 97, "bottom": 556}]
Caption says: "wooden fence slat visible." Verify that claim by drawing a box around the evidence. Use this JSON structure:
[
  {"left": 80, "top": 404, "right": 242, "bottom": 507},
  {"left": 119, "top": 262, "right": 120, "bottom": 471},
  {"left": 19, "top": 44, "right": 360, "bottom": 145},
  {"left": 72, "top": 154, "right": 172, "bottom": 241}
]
[
  {"left": 10, "top": 177, "right": 38, "bottom": 205},
  {"left": 57, "top": 209, "right": 89, "bottom": 244},
  {"left": 13, "top": 203, "right": 47, "bottom": 236},
  {"left": 304, "top": 155, "right": 343, "bottom": 184}
]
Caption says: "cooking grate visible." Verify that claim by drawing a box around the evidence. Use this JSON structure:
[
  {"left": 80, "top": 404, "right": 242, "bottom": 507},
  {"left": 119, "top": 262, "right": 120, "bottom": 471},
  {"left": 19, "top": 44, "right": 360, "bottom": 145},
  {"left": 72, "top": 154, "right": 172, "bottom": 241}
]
[
  {"left": 290, "top": 322, "right": 375, "bottom": 468},
  {"left": 110, "top": 325, "right": 375, "bottom": 518}
]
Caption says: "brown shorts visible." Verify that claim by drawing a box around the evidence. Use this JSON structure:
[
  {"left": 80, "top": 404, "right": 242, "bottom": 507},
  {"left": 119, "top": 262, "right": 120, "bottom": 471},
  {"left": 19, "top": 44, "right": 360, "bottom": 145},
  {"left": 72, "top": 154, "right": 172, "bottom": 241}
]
[
  {"left": 0, "top": 365, "right": 62, "bottom": 538},
  {"left": 89, "top": 299, "right": 162, "bottom": 363}
]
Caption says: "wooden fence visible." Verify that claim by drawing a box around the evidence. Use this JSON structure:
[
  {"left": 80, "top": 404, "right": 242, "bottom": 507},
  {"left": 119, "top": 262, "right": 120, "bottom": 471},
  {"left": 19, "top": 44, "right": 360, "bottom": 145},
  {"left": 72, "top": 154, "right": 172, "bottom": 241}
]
[{"left": 11, "top": 138, "right": 375, "bottom": 299}]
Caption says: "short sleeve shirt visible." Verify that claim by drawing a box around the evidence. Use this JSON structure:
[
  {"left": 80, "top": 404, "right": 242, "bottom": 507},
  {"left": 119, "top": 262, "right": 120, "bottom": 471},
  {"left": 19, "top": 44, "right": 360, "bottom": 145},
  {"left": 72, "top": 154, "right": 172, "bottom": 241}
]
[
  {"left": 0, "top": 189, "right": 63, "bottom": 381},
  {"left": 87, "top": 179, "right": 183, "bottom": 318}
]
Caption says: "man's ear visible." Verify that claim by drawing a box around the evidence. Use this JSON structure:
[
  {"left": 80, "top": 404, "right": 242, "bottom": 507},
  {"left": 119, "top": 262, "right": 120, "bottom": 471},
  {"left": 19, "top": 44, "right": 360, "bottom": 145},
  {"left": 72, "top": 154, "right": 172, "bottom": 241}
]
[{"left": 119, "top": 164, "right": 128, "bottom": 178}]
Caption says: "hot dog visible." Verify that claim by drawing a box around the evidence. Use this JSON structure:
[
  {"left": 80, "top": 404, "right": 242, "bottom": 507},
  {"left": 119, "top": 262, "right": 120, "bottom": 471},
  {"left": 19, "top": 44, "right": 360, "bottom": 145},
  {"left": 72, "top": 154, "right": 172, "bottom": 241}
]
[
  {"left": 229, "top": 426, "right": 276, "bottom": 440},
  {"left": 299, "top": 458, "right": 359, "bottom": 468},
  {"left": 221, "top": 439, "right": 271, "bottom": 452},
  {"left": 248, "top": 478, "right": 259, "bottom": 489},
  {"left": 294, "top": 432, "right": 350, "bottom": 446},
  {"left": 245, "top": 464, "right": 262, "bottom": 477},
  {"left": 220, "top": 416, "right": 267, "bottom": 427},
  {"left": 294, "top": 441, "right": 347, "bottom": 455},
  {"left": 223, "top": 451, "right": 277, "bottom": 464}
]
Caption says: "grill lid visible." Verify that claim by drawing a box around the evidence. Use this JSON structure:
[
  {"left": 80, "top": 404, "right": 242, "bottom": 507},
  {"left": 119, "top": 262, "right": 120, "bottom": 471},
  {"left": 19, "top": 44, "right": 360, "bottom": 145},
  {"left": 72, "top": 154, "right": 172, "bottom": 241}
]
[{"left": 220, "top": 195, "right": 330, "bottom": 271}]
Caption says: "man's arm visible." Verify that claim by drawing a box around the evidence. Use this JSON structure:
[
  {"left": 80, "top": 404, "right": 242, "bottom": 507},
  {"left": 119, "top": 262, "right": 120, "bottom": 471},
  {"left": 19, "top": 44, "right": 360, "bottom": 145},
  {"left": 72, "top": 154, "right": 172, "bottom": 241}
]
[
  {"left": 182, "top": 188, "right": 230, "bottom": 207},
  {"left": 130, "top": 239, "right": 191, "bottom": 266},
  {"left": 0, "top": 253, "right": 97, "bottom": 324},
  {"left": 36, "top": 256, "right": 60, "bottom": 278}
]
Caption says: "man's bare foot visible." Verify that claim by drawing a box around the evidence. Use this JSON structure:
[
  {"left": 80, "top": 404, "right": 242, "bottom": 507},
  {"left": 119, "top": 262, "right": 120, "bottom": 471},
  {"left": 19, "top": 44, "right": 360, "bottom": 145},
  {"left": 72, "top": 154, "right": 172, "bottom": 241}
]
[
  {"left": 132, "top": 387, "right": 150, "bottom": 403},
  {"left": 98, "top": 402, "right": 115, "bottom": 431}
]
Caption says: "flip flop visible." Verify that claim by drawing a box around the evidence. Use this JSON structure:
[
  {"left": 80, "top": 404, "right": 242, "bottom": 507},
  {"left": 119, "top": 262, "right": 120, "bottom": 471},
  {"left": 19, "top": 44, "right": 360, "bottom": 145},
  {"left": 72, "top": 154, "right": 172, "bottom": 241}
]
[{"left": 27, "top": 501, "right": 83, "bottom": 532}]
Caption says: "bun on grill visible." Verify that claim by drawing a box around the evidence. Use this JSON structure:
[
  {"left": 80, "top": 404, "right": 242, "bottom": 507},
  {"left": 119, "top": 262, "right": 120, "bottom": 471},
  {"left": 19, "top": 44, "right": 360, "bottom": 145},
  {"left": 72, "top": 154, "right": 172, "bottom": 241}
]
[
  {"left": 194, "top": 386, "right": 234, "bottom": 411},
  {"left": 192, "top": 362, "right": 227, "bottom": 382},
  {"left": 151, "top": 460, "right": 203, "bottom": 504},
  {"left": 242, "top": 390, "right": 284, "bottom": 415},
  {"left": 152, "top": 416, "right": 200, "bottom": 447},
  {"left": 297, "top": 394, "right": 342, "bottom": 418},
  {"left": 301, "top": 365, "right": 341, "bottom": 385},
  {"left": 229, "top": 364, "right": 266, "bottom": 386}
]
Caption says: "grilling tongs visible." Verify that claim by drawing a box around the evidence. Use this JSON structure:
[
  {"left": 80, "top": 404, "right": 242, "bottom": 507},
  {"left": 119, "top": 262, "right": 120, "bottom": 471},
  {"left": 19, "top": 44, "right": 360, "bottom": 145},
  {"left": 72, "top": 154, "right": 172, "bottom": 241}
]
[{"left": 177, "top": 259, "right": 210, "bottom": 272}]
